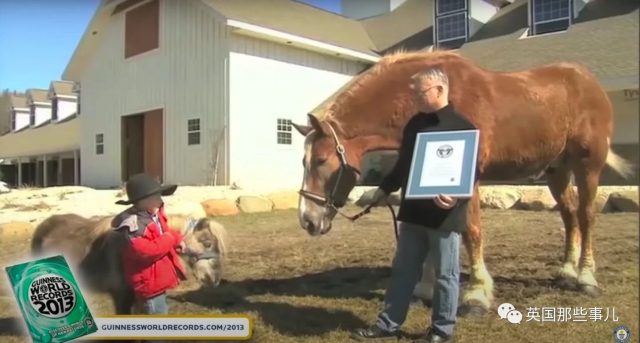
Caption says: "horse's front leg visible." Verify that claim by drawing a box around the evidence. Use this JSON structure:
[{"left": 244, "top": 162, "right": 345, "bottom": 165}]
[{"left": 459, "top": 190, "right": 494, "bottom": 316}]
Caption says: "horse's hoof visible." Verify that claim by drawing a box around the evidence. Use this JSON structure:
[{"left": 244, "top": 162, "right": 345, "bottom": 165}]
[
  {"left": 457, "top": 303, "right": 488, "bottom": 318},
  {"left": 579, "top": 284, "right": 602, "bottom": 297},
  {"left": 554, "top": 276, "right": 577, "bottom": 290}
]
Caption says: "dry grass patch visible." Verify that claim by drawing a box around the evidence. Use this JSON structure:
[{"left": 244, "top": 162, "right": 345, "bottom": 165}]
[{"left": 0, "top": 207, "right": 637, "bottom": 342}]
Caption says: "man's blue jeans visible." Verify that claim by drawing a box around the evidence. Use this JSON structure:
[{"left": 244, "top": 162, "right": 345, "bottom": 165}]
[{"left": 376, "top": 221, "right": 461, "bottom": 338}]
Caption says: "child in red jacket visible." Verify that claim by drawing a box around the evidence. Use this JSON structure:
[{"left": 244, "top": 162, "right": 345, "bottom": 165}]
[{"left": 112, "top": 173, "right": 186, "bottom": 316}]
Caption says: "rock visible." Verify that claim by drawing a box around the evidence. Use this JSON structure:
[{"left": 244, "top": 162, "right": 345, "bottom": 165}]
[
  {"left": 268, "top": 191, "right": 299, "bottom": 210},
  {"left": 480, "top": 187, "right": 522, "bottom": 209},
  {"left": 349, "top": 187, "right": 377, "bottom": 204},
  {"left": 593, "top": 190, "right": 613, "bottom": 213},
  {"left": 0, "top": 221, "right": 34, "bottom": 241},
  {"left": 355, "top": 188, "right": 401, "bottom": 207},
  {"left": 515, "top": 187, "right": 557, "bottom": 211},
  {"left": 164, "top": 201, "right": 207, "bottom": 218},
  {"left": 237, "top": 196, "right": 273, "bottom": 213},
  {"left": 354, "top": 188, "right": 377, "bottom": 207},
  {"left": 201, "top": 199, "right": 239, "bottom": 216},
  {"left": 606, "top": 191, "right": 639, "bottom": 212},
  {"left": 387, "top": 192, "right": 401, "bottom": 206}
]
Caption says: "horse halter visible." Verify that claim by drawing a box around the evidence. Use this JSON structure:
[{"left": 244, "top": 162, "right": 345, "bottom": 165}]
[
  {"left": 298, "top": 122, "right": 360, "bottom": 211},
  {"left": 297, "top": 122, "right": 399, "bottom": 240},
  {"left": 179, "top": 218, "right": 220, "bottom": 261}
]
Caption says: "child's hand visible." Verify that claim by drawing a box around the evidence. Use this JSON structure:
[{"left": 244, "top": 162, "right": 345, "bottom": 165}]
[
  {"left": 169, "top": 231, "right": 184, "bottom": 248},
  {"left": 177, "top": 241, "right": 186, "bottom": 252}
]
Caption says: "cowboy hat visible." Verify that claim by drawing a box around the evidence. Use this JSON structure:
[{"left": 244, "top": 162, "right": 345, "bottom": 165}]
[{"left": 115, "top": 173, "right": 178, "bottom": 205}]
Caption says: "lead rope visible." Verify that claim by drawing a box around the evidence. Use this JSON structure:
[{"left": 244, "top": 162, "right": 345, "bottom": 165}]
[
  {"left": 333, "top": 201, "right": 398, "bottom": 241},
  {"left": 325, "top": 123, "right": 399, "bottom": 241}
]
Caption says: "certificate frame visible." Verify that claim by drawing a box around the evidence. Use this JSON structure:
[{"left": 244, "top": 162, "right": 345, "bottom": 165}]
[{"left": 405, "top": 129, "right": 479, "bottom": 199}]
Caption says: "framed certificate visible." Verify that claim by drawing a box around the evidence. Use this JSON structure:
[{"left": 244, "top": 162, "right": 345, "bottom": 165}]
[{"left": 405, "top": 129, "right": 479, "bottom": 199}]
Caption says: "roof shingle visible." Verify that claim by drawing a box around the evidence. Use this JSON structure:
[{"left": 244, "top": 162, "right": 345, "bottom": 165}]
[
  {"left": 26, "top": 89, "right": 50, "bottom": 104},
  {"left": 458, "top": 0, "right": 639, "bottom": 83},
  {"left": 204, "top": 0, "right": 377, "bottom": 56},
  {"left": 9, "top": 95, "right": 27, "bottom": 109},
  {"left": 50, "top": 81, "right": 76, "bottom": 97},
  {"left": 360, "top": 0, "right": 434, "bottom": 53}
]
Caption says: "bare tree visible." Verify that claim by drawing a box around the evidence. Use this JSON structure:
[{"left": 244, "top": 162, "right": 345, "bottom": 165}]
[{"left": 207, "top": 126, "right": 227, "bottom": 186}]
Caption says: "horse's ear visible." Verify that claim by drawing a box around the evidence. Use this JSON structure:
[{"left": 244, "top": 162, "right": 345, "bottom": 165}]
[
  {"left": 307, "top": 113, "right": 327, "bottom": 135},
  {"left": 292, "top": 122, "right": 312, "bottom": 136}
]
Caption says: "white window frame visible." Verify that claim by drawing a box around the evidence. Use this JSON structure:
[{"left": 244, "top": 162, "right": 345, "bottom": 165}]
[
  {"left": 436, "top": 12, "right": 469, "bottom": 43},
  {"left": 434, "top": 0, "right": 468, "bottom": 48},
  {"left": 276, "top": 118, "right": 293, "bottom": 145},
  {"left": 436, "top": 0, "right": 467, "bottom": 16},
  {"left": 187, "top": 118, "right": 201, "bottom": 146},
  {"left": 96, "top": 133, "right": 104, "bottom": 155},
  {"left": 529, "top": 0, "right": 573, "bottom": 36},
  {"left": 29, "top": 104, "right": 36, "bottom": 126},
  {"left": 72, "top": 82, "right": 81, "bottom": 116}
]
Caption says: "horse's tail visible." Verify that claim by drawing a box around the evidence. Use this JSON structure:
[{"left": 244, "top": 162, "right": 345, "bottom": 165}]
[{"left": 606, "top": 146, "right": 635, "bottom": 179}]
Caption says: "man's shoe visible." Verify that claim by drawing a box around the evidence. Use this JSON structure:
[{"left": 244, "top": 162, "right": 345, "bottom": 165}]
[
  {"left": 413, "top": 327, "right": 453, "bottom": 343},
  {"left": 350, "top": 325, "right": 399, "bottom": 341}
]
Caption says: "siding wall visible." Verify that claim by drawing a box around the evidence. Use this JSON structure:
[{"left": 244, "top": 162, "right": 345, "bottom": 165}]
[
  {"left": 228, "top": 34, "right": 368, "bottom": 191},
  {"left": 79, "top": 0, "right": 228, "bottom": 188}
]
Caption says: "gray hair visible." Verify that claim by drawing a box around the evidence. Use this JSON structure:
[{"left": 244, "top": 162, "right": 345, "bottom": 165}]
[{"left": 411, "top": 68, "right": 449, "bottom": 87}]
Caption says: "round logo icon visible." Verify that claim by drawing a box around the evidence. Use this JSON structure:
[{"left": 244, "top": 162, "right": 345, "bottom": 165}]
[
  {"left": 28, "top": 273, "right": 76, "bottom": 319},
  {"left": 613, "top": 325, "right": 631, "bottom": 343},
  {"left": 436, "top": 144, "right": 453, "bottom": 158}
]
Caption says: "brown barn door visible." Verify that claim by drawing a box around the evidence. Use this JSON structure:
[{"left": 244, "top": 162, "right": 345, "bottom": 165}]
[
  {"left": 121, "top": 114, "right": 144, "bottom": 182},
  {"left": 143, "top": 109, "right": 164, "bottom": 182}
]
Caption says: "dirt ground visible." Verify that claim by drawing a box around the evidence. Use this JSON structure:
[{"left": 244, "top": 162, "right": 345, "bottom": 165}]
[{"left": 0, "top": 207, "right": 637, "bottom": 343}]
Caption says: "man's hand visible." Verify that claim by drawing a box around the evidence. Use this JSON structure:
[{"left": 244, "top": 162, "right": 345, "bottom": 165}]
[{"left": 434, "top": 194, "right": 457, "bottom": 209}]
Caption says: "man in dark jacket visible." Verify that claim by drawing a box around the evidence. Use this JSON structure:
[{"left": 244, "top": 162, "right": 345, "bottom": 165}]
[{"left": 351, "top": 68, "right": 477, "bottom": 343}]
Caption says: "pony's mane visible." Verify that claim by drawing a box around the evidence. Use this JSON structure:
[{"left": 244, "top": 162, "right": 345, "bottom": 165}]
[
  {"left": 318, "top": 49, "right": 473, "bottom": 138},
  {"left": 166, "top": 214, "right": 228, "bottom": 261}
]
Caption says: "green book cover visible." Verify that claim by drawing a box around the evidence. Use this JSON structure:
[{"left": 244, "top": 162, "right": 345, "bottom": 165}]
[{"left": 5, "top": 255, "right": 98, "bottom": 343}]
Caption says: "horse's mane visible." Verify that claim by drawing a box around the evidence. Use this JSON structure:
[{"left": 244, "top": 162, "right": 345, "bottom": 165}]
[{"left": 317, "top": 49, "right": 478, "bottom": 138}]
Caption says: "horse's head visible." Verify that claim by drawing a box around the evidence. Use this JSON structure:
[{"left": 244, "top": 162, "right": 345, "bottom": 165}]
[
  {"left": 292, "top": 114, "right": 360, "bottom": 236},
  {"left": 167, "top": 215, "right": 228, "bottom": 287}
]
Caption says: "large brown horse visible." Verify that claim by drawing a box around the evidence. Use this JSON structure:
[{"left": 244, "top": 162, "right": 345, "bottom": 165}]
[{"left": 293, "top": 50, "right": 633, "bottom": 316}]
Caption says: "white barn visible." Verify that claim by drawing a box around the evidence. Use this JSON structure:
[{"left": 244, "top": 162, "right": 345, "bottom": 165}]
[
  {"left": 61, "top": 0, "right": 389, "bottom": 191},
  {"left": 0, "top": 83, "right": 80, "bottom": 187}
]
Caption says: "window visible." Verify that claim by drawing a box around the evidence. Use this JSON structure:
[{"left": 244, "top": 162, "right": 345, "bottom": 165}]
[
  {"left": 277, "top": 118, "right": 292, "bottom": 145},
  {"left": 436, "top": 0, "right": 466, "bottom": 15},
  {"left": 51, "top": 98, "right": 58, "bottom": 120},
  {"left": 10, "top": 113, "right": 15, "bottom": 131},
  {"left": 187, "top": 119, "right": 200, "bottom": 145},
  {"left": 96, "top": 134, "right": 104, "bottom": 155},
  {"left": 125, "top": 0, "right": 159, "bottom": 58},
  {"left": 530, "top": 0, "right": 572, "bottom": 36},
  {"left": 29, "top": 105, "right": 36, "bottom": 126},
  {"left": 435, "top": 0, "right": 468, "bottom": 49}
]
